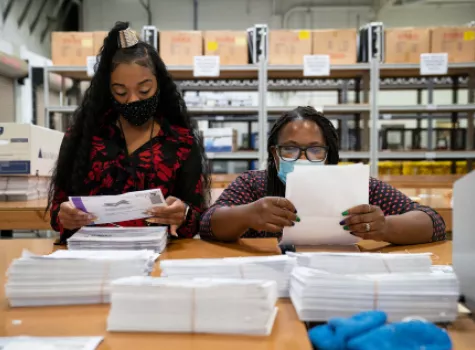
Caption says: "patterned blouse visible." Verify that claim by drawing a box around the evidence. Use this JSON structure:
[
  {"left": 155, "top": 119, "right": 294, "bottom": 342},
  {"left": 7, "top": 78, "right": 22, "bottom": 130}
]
[
  {"left": 50, "top": 120, "right": 205, "bottom": 242},
  {"left": 200, "top": 170, "right": 446, "bottom": 242}
]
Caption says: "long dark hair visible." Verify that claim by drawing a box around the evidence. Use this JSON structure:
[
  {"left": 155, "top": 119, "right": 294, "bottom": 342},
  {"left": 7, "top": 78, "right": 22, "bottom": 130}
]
[
  {"left": 47, "top": 21, "right": 210, "bottom": 211},
  {"left": 265, "top": 106, "right": 339, "bottom": 197}
]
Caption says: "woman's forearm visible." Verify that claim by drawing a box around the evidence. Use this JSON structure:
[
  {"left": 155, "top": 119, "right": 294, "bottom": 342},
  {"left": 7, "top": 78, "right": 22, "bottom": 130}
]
[
  {"left": 210, "top": 204, "right": 253, "bottom": 242},
  {"left": 384, "top": 211, "right": 434, "bottom": 245}
]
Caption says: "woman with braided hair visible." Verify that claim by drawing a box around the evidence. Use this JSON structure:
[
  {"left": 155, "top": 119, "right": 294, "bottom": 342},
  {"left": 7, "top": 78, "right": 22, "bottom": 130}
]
[
  {"left": 47, "top": 21, "right": 210, "bottom": 243},
  {"left": 200, "top": 106, "right": 445, "bottom": 245}
]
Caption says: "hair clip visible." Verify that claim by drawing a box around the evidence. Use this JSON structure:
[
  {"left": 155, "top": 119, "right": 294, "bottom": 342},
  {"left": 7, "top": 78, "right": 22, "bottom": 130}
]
[{"left": 118, "top": 27, "right": 139, "bottom": 48}]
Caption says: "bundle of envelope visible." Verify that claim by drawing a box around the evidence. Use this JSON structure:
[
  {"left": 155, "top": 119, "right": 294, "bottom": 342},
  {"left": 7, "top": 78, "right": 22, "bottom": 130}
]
[
  {"left": 288, "top": 252, "right": 433, "bottom": 274},
  {"left": 160, "top": 255, "right": 296, "bottom": 297},
  {"left": 107, "top": 276, "right": 278, "bottom": 335},
  {"left": 67, "top": 227, "right": 168, "bottom": 253},
  {"left": 5, "top": 250, "right": 159, "bottom": 307},
  {"left": 290, "top": 265, "right": 459, "bottom": 323},
  {"left": 0, "top": 176, "right": 49, "bottom": 201}
]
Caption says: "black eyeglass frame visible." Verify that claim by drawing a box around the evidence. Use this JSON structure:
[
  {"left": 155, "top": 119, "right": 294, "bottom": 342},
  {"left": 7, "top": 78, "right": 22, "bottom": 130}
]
[{"left": 275, "top": 145, "right": 329, "bottom": 162}]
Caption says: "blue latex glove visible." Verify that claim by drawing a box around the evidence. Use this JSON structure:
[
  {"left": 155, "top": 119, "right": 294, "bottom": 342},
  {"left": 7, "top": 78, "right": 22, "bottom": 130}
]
[
  {"left": 308, "top": 311, "right": 387, "bottom": 350},
  {"left": 348, "top": 320, "right": 452, "bottom": 350}
]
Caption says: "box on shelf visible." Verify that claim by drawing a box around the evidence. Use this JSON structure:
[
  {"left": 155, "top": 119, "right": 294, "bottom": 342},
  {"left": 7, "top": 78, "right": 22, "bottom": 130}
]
[
  {"left": 203, "top": 128, "right": 237, "bottom": 152},
  {"left": 312, "top": 29, "right": 357, "bottom": 65},
  {"left": 159, "top": 31, "right": 202, "bottom": 66},
  {"left": 269, "top": 30, "right": 312, "bottom": 65},
  {"left": 0, "top": 124, "right": 64, "bottom": 176},
  {"left": 204, "top": 31, "right": 248, "bottom": 65},
  {"left": 431, "top": 27, "right": 475, "bottom": 62},
  {"left": 52, "top": 32, "right": 94, "bottom": 66},
  {"left": 93, "top": 31, "right": 108, "bottom": 55},
  {"left": 385, "top": 28, "right": 431, "bottom": 64}
]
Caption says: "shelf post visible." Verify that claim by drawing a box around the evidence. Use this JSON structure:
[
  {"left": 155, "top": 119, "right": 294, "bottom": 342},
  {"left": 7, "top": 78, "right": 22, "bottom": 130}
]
[
  {"left": 369, "top": 58, "right": 380, "bottom": 178},
  {"left": 43, "top": 65, "right": 50, "bottom": 129},
  {"left": 258, "top": 57, "right": 268, "bottom": 170}
]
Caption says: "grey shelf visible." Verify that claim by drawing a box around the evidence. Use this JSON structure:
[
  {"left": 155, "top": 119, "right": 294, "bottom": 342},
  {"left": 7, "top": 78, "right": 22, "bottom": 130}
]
[
  {"left": 206, "top": 152, "right": 259, "bottom": 160},
  {"left": 188, "top": 106, "right": 259, "bottom": 115},
  {"left": 379, "top": 104, "right": 475, "bottom": 113},
  {"left": 47, "top": 106, "right": 77, "bottom": 113},
  {"left": 378, "top": 151, "right": 475, "bottom": 160},
  {"left": 268, "top": 104, "right": 370, "bottom": 115},
  {"left": 339, "top": 152, "right": 370, "bottom": 159}
]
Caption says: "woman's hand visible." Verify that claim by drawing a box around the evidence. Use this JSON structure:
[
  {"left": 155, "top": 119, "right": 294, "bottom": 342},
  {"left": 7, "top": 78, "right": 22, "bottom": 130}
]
[
  {"left": 147, "top": 196, "right": 187, "bottom": 236},
  {"left": 58, "top": 201, "right": 95, "bottom": 230},
  {"left": 340, "top": 204, "right": 387, "bottom": 241},
  {"left": 247, "top": 197, "right": 298, "bottom": 233}
]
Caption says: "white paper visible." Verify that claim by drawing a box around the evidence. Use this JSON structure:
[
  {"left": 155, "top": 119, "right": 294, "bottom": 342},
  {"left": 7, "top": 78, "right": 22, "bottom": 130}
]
[
  {"left": 0, "top": 337, "right": 103, "bottom": 350},
  {"left": 69, "top": 188, "right": 166, "bottom": 225},
  {"left": 86, "top": 56, "right": 98, "bottom": 77},
  {"left": 193, "top": 56, "right": 220, "bottom": 77},
  {"left": 303, "top": 55, "right": 330, "bottom": 77},
  {"left": 420, "top": 53, "right": 448, "bottom": 75},
  {"left": 282, "top": 164, "right": 369, "bottom": 245}
]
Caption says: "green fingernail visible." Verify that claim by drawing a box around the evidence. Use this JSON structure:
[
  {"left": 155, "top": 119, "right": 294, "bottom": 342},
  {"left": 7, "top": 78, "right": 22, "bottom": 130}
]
[
  {"left": 342, "top": 211, "right": 349, "bottom": 216},
  {"left": 343, "top": 225, "right": 349, "bottom": 231},
  {"left": 296, "top": 216, "right": 301, "bottom": 223}
]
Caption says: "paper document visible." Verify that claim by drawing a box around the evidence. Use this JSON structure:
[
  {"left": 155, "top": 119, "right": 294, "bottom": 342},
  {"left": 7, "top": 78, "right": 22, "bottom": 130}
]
[
  {"left": 282, "top": 164, "right": 369, "bottom": 245},
  {"left": 70, "top": 188, "right": 166, "bottom": 224},
  {"left": 0, "top": 337, "right": 103, "bottom": 350}
]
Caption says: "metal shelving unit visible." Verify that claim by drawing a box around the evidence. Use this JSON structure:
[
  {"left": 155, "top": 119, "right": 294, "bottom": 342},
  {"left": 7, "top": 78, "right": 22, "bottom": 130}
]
[{"left": 43, "top": 60, "right": 475, "bottom": 176}]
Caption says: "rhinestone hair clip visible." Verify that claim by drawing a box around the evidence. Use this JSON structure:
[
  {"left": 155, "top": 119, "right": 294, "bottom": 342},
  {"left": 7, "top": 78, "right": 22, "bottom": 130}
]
[{"left": 118, "top": 27, "right": 139, "bottom": 48}]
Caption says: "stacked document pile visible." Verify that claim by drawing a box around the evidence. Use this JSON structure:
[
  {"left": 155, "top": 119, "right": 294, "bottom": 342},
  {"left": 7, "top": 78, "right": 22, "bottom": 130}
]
[
  {"left": 288, "top": 252, "right": 433, "bottom": 274},
  {"left": 67, "top": 226, "right": 168, "bottom": 253},
  {"left": 160, "top": 255, "right": 296, "bottom": 297},
  {"left": 290, "top": 254, "right": 459, "bottom": 323},
  {"left": 5, "top": 250, "right": 158, "bottom": 307},
  {"left": 107, "top": 276, "right": 278, "bottom": 335},
  {"left": 0, "top": 176, "right": 49, "bottom": 201}
]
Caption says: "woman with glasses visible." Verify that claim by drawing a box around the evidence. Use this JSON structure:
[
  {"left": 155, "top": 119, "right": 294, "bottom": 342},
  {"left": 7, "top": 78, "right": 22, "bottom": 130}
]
[{"left": 200, "top": 106, "right": 445, "bottom": 244}]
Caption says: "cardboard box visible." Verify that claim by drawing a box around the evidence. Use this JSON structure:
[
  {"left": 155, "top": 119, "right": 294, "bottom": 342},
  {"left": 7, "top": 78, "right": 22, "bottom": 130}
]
[
  {"left": 93, "top": 31, "right": 108, "bottom": 55},
  {"left": 52, "top": 32, "right": 94, "bottom": 66},
  {"left": 203, "top": 128, "right": 237, "bottom": 152},
  {"left": 431, "top": 27, "right": 475, "bottom": 63},
  {"left": 0, "top": 124, "right": 64, "bottom": 176},
  {"left": 204, "top": 31, "right": 248, "bottom": 65},
  {"left": 159, "top": 31, "right": 202, "bottom": 65},
  {"left": 269, "top": 30, "right": 312, "bottom": 65},
  {"left": 384, "top": 28, "right": 431, "bottom": 64},
  {"left": 313, "top": 29, "right": 357, "bottom": 65}
]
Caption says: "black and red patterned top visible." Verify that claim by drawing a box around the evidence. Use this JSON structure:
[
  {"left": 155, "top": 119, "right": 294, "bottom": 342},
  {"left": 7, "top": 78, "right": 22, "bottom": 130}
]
[
  {"left": 50, "top": 120, "right": 205, "bottom": 242},
  {"left": 200, "top": 170, "right": 446, "bottom": 242}
]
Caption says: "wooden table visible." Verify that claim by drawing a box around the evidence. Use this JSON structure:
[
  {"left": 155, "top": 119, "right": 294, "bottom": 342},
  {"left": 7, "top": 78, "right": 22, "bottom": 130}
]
[
  {"left": 0, "top": 238, "right": 474, "bottom": 349},
  {"left": 0, "top": 199, "right": 50, "bottom": 230}
]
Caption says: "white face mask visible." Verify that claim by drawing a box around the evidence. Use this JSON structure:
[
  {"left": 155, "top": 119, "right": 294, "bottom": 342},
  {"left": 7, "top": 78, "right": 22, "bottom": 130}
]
[{"left": 277, "top": 159, "right": 325, "bottom": 184}]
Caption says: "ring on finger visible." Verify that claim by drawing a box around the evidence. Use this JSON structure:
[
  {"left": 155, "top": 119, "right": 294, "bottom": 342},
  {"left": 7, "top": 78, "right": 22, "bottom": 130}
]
[
  {"left": 367, "top": 204, "right": 371, "bottom": 213},
  {"left": 365, "top": 223, "right": 371, "bottom": 232}
]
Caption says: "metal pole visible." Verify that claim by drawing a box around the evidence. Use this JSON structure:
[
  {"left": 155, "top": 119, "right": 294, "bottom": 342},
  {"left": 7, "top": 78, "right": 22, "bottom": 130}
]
[
  {"left": 369, "top": 58, "right": 380, "bottom": 178},
  {"left": 427, "top": 78, "right": 434, "bottom": 151},
  {"left": 44, "top": 66, "right": 50, "bottom": 128},
  {"left": 258, "top": 57, "right": 268, "bottom": 170}
]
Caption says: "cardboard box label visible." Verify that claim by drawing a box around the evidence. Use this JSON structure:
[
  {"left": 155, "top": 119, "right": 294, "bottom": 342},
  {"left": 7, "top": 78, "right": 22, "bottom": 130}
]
[
  {"left": 299, "top": 30, "right": 310, "bottom": 40},
  {"left": 235, "top": 37, "right": 246, "bottom": 46},
  {"left": 464, "top": 31, "right": 475, "bottom": 41},
  {"left": 194, "top": 56, "right": 220, "bottom": 77},
  {"left": 207, "top": 41, "right": 218, "bottom": 51},
  {"left": 420, "top": 53, "right": 448, "bottom": 75},
  {"left": 82, "top": 38, "right": 93, "bottom": 47}
]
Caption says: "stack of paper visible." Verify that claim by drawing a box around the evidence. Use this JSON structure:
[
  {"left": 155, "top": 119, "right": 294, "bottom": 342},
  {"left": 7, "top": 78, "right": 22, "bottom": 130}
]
[
  {"left": 282, "top": 164, "right": 369, "bottom": 245},
  {"left": 290, "top": 265, "right": 459, "bottom": 323},
  {"left": 0, "top": 336, "right": 103, "bottom": 350},
  {"left": 107, "top": 276, "right": 278, "bottom": 335},
  {"left": 160, "top": 255, "right": 296, "bottom": 297},
  {"left": 288, "top": 252, "right": 433, "bottom": 274},
  {"left": 0, "top": 176, "right": 50, "bottom": 201},
  {"left": 5, "top": 250, "right": 159, "bottom": 307},
  {"left": 67, "top": 227, "right": 168, "bottom": 253}
]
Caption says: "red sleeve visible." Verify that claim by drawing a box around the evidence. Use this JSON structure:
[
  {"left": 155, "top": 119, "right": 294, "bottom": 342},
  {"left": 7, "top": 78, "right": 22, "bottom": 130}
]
[
  {"left": 369, "top": 177, "right": 446, "bottom": 242},
  {"left": 200, "top": 171, "right": 263, "bottom": 240}
]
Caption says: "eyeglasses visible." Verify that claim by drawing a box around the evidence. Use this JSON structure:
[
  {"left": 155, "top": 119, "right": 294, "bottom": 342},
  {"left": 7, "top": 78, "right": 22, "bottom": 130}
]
[{"left": 276, "top": 145, "right": 328, "bottom": 162}]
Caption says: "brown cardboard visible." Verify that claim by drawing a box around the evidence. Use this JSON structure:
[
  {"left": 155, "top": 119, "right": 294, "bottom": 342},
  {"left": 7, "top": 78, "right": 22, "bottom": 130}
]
[
  {"left": 204, "top": 31, "right": 247, "bottom": 65},
  {"left": 312, "top": 29, "right": 357, "bottom": 65},
  {"left": 385, "top": 28, "right": 431, "bottom": 64},
  {"left": 431, "top": 27, "right": 475, "bottom": 63},
  {"left": 93, "top": 31, "right": 108, "bottom": 55},
  {"left": 51, "top": 32, "right": 94, "bottom": 66},
  {"left": 159, "top": 31, "right": 202, "bottom": 65},
  {"left": 269, "top": 30, "right": 312, "bottom": 65}
]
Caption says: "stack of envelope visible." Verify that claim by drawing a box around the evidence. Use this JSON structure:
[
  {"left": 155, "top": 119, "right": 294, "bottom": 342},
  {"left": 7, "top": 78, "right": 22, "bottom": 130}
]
[
  {"left": 288, "top": 252, "right": 433, "bottom": 274},
  {"left": 160, "top": 255, "right": 296, "bottom": 297},
  {"left": 107, "top": 276, "right": 278, "bottom": 335},
  {"left": 290, "top": 265, "right": 459, "bottom": 323},
  {"left": 67, "top": 227, "right": 168, "bottom": 253},
  {"left": 5, "top": 250, "right": 159, "bottom": 307},
  {"left": 0, "top": 177, "right": 50, "bottom": 201}
]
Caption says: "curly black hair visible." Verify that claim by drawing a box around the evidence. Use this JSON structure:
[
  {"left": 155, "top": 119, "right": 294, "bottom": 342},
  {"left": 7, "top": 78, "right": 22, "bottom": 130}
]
[
  {"left": 265, "top": 106, "right": 339, "bottom": 197},
  {"left": 46, "top": 21, "right": 210, "bottom": 212}
]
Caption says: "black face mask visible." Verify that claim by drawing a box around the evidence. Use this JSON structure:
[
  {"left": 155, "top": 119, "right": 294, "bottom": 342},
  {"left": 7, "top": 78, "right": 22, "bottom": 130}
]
[{"left": 112, "top": 91, "right": 160, "bottom": 126}]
